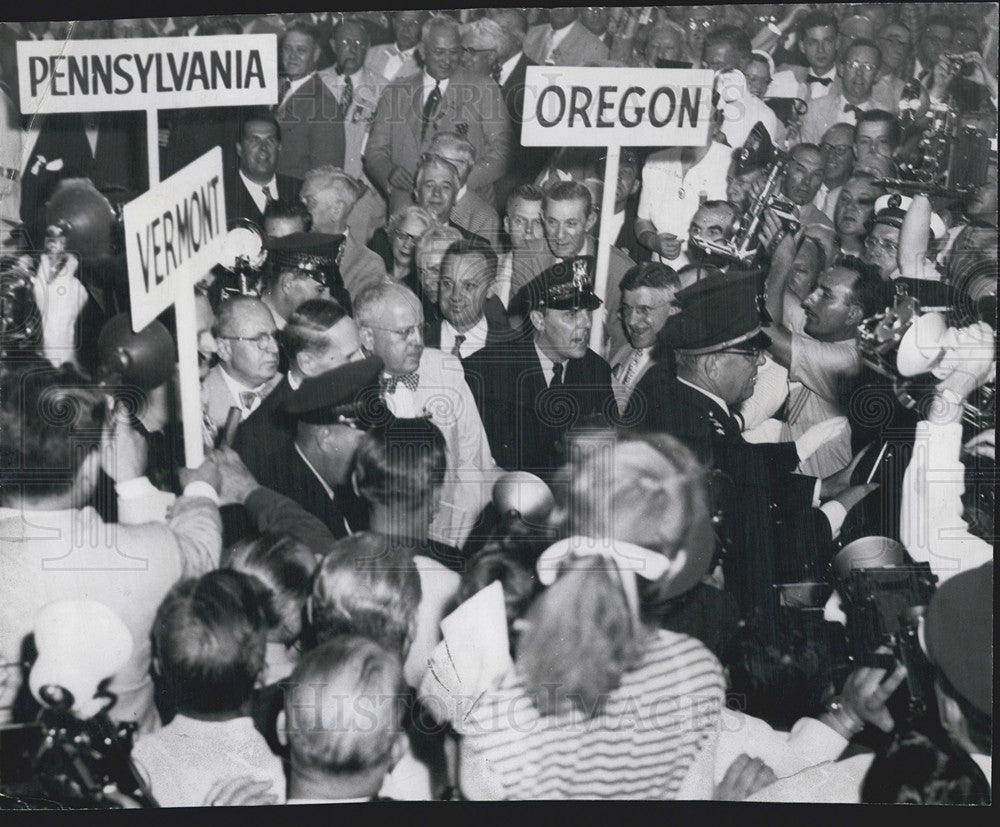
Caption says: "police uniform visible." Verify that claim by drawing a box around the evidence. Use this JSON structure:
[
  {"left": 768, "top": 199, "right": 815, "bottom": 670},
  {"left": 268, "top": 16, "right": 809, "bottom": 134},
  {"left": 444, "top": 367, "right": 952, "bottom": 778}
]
[
  {"left": 627, "top": 272, "right": 834, "bottom": 617},
  {"left": 463, "top": 257, "right": 617, "bottom": 478},
  {"left": 235, "top": 356, "right": 384, "bottom": 540}
]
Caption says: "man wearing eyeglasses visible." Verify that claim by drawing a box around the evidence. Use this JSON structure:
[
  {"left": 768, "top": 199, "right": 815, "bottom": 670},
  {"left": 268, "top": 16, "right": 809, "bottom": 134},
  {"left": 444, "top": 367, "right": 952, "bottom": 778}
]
[
  {"left": 797, "top": 40, "right": 886, "bottom": 146},
  {"left": 354, "top": 282, "right": 497, "bottom": 548},
  {"left": 815, "top": 123, "right": 856, "bottom": 221},
  {"left": 364, "top": 11, "right": 428, "bottom": 82},
  {"left": 365, "top": 14, "right": 511, "bottom": 216},
  {"left": 522, "top": 7, "right": 608, "bottom": 68},
  {"left": 318, "top": 18, "right": 390, "bottom": 246},
  {"left": 628, "top": 268, "right": 863, "bottom": 614},
  {"left": 202, "top": 297, "right": 283, "bottom": 432}
]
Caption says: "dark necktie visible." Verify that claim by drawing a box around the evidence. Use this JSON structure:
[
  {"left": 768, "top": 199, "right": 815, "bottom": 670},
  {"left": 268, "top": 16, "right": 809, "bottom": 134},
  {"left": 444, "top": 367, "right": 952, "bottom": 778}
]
[
  {"left": 421, "top": 80, "right": 441, "bottom": 143},
  {"left": 381, "top": 372, "right": 420, "bottom": 394},
  {"left": 550, "top": 361, "right": 564, "bottom": 387},
  {"left": 341, "top": 73, "right": 354, "bottom": 116},
  {"left": 262, "top": 185, "right": 274, "bottom": 203},
  {"left": 278, "top": 75, "right": 292, "bottom": 100},
  {"left": 843, "top": 102, "right": 864, "bottom": 118},
  {"left": 451, "top": 334, "right": 466, "bottom": 358},
  {"left": 806, "top": 74, "right": 833, "bottom": 86}
]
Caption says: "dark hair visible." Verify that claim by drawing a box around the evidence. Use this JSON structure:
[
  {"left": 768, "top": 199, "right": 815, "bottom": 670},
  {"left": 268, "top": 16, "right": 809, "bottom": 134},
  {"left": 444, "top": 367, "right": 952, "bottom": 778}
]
[
  {"left": 352, "top": 417, "right": 448, "bottom": 510},
  {"left": 723, "top": 609, "right": 833, "bottom": 730},
  {"left": 843, "top": 37, "right": 883, "bottom": 70},
  {"left": 152, "top": 569, "right": 274, "bottom": 715},
  {"left": 238, "top": 107, "right": 282, "bottom": 144},
  {"left": 224, "top": 533, "right": 317, "bottom": 645},
  {"left": 281, "top": 298, "right": 350, "bottom": 362},
  {"left": 440, "top": 238, "right": 498, "bottom": 286},
  {"left": 703, "top": 24, "right": 752, "bottom": 64},
  {"left": 0, "top": 365, "right": 105, "bottom": 500},
  {"left": 856, "top": 109, "right": 902, "bottom": 148},
  {"left": 544, "top": 180, "right": 593, "bottom": 215},
  {"left": 790, "top": 141, "right": 824, "bottom": 160},
  {"left": 799, "top": 10, "right": 838, "bottom": 38},
  {"left": 505, "top": 183, "right": 545, "bottom": 217},
  {"left": 833, "top": 255, "right": 888, "bottom": 318},
  {"left": 619, "top": 262, "right": 680, "bottom": 295},
  {"left": 200, "top": 17, "right": 243, "bottom": 36},
  {"left": 263, "top": 198, "right": 312, "bottom": 233},
  {"left": 309, "top": 532, "right": 421, "bottom": 657},
  {"left": 457, "top": 548, "right": 538, "bottom": 638},
  {"left": 922, "top": 14, "right": 955, "bottom": 35},
  {"left": 861, "top": 730, "right": 991, "bottom": 804}
]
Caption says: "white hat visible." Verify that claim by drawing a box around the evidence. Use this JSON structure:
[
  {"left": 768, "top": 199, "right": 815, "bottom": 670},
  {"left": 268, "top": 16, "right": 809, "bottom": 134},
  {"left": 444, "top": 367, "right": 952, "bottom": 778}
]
[{"left": 872, "top": 193, "right": 947, "bottom": 240}]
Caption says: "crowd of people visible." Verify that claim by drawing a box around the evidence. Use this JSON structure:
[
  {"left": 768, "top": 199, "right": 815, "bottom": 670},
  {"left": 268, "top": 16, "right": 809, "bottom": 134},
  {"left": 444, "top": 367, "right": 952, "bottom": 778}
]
[{"left": 0, "top": 4, "right": 996, "bottom": 806}]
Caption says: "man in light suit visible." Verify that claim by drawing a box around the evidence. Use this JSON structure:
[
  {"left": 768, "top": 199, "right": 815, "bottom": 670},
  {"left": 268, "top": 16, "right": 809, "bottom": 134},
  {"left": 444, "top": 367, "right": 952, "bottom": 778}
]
[
  {"left": 364, "top": 15, "right": 511, "bottom": 216},
  {"left": 427, "top": 131, "right": 502, "bottom": 243},
  {"left": 364, "top": 10, "right": 428, "bottom": 82},
  {"left": 318, "top": 18, "right": 389, "bottom": 244},
  {"left": 522, "top": 7, "right": 609, "bottom": 67},
  {"left": 202, "top": 297, "right": 283, "bottom": 437},
  {"left": 797, "top": 40, "right": 886, "bottom": 146},
  {"left": 299, "top": 166, "right": 387, "bottom": 303},
  {"left": 274, "top": 21, "right": 347, "bottom": 182}
]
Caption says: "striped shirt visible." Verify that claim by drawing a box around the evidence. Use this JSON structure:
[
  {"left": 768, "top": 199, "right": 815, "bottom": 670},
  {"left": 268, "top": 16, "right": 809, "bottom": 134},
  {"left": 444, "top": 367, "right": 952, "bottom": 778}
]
[{"left": 455, "top": 629, "right": 725, "bottom": 800}]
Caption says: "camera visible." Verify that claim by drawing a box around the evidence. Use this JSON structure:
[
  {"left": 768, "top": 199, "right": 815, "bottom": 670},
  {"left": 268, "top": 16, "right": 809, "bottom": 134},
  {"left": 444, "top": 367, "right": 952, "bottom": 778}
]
[{"left": 946, "top": 54, "right": 976, "bottom": 78}]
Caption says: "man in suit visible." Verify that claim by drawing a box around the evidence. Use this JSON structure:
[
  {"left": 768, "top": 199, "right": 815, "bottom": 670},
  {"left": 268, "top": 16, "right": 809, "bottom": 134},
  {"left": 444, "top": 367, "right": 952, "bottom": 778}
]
[
  {"left": 797, "top": 40, "right": 887, "bottom": 146},
  {"left": 202, "top": 297, "right": 283, "bottom": 438},
  {"left": 225, "top": 110, "right": 301, "bottom": 227},
  {"left": 364, "top": 10, "right": 428, "bottom": 82},
  {"left": 270, "top": 357, "right": 386, "bottom": 539},
  {"left": 512, "top": 180, "right": 634, "bottom": 358},
  {"left": 354, "top": 281, "right": 498, "bottom": 548},
  {"left": 318, "top": 18, "right": 390, "bottom": 245},
  {"left": 427, "top": 131, "right": 501, "bottom": 242},
  {"left": 627, "top": 271, "right": 866, "bottom": 614},
  {"left": 464, "top": 257, "right": 616, "bottom": 478},
  {"left": 484, "top": 10, "right": 550, "bottom": 207},
  {"left": 258, "top": 232, "right": 349, "bottom": 332},
  {"left": 274, "top": 21, "right": 347, "bottom": 182},
  {"left": 364, "top": 14, "right": 511, "bottom": 216},
  {"left": 234, "top": 298, "right": 365, "bottom": 500},
  {"left": 522, "top": 7, "right": 609, "bottom": 67},
  {"left": 609, "top": 262, "right": 680, "bottom": 415},
  {"left": 412, "top": 155, "right": 494, "bottom": 251},
  {"left": 427, "top": 238, "right": 511, "bottom": 359},
  {"left": 298, "top": 166, "right": 386, "bottom": 302},
  {"left": 772, "top": 10, "right": 841, "bottom": 103}
]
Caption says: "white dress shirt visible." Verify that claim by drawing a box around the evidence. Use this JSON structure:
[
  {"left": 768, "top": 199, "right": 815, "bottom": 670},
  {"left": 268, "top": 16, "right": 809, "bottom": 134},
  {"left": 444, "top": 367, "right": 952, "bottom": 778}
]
[
  {"left": 534, "top": 340, "right": 566, "bottom": 387},
  {"left": 440, "top": 315, "right": 489, "bottom": 358},
  {"left": 239, "top": 170, "right": 279, "bottom": 216},
  {"left": 218, "top": 368, "right": 269, "bottom": 420},
  {"left": 806, "top": 66, "right": 837, "bottom": 99},
  {"left": 422, "top": 72, "right": 450, "bottom": 104},
  {"left": 492, "top": 251, "right": 513, "bottom": 307}
]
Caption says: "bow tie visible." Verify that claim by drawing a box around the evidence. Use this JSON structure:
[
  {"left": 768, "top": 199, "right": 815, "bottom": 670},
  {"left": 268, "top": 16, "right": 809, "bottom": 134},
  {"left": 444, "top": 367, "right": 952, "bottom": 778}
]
[
  {"left": 381, "top": 372, "right": 419, "bottom": 394},
  {"left": 806, "top": 74, "right": 833, "bottom": 86},
  {"left": 843, "top": 102, "right": 864, "bottom": 117}
]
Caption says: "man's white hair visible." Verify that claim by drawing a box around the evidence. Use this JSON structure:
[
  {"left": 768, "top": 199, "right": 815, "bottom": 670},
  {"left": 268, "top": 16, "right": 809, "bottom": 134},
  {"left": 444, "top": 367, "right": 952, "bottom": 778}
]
[
  {"left": 415, "top": 155, "right": 461, "bottom": 190},
  {"left": 421, "top": 13, "right": 461, "bottom": 44},
  {"left": 460, "top": 17, "right": 507, "bottom": 54}
]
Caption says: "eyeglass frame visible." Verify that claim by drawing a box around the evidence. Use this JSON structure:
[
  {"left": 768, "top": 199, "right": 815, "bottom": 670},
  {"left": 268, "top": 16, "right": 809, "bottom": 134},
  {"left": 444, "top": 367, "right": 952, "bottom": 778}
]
[
  {"left": 364, "top": 322, "right": 428, "bottom": 340},
  {"left": 841, "top": 58, "right": 879, "bottom": 75},
  {"left": 864, "top": 235, "right": 899, "bottom": 252},
  {"left": 820, "top": 142, "right": 855, "bottom": 158},
  {"left": 216, "top": 330, "right": 279, "bottom": 350}
]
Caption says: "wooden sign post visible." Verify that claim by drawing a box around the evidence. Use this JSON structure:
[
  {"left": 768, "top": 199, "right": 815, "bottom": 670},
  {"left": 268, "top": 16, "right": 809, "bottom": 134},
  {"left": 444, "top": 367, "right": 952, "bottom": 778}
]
[
  {"left": 18, "top": 35, "right": 279, "bottom": 467},
  {"left": 520, "top": 65, "right": 714, "bottom": 353}
]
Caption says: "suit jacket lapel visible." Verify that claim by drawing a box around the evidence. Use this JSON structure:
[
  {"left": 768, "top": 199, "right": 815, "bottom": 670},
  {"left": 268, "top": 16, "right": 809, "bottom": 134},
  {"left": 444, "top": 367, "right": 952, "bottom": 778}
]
[{"left": 407, "top": 74, "right": 425, "bottom": 145}]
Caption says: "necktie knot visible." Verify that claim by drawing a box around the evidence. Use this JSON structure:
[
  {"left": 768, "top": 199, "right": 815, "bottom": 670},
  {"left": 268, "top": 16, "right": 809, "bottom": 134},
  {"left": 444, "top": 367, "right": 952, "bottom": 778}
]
[
  {"left": 550, "top": 361, "right": 564, "bottom": 387},
  {"left": 381, "top": 372, "right": 420, "bottom": 395},
  {"left": 451, "top": 334, "right": 466, "bottom": 358},
  {"left": 262, "top": 185, "right": 274, "bottom": 203},
  {"left": 806, "top": 74, "right": 833, "bottom": 86},
  {"left": 240, "top": 390, "right": 261, "bottom": 410},
  {"left": 278, "top": 75, "right": 292, "bottom": 101}
]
